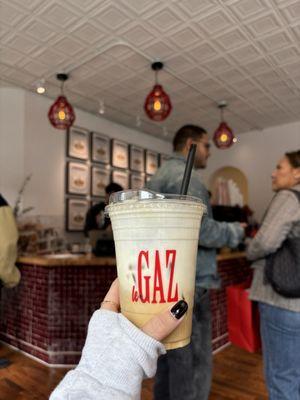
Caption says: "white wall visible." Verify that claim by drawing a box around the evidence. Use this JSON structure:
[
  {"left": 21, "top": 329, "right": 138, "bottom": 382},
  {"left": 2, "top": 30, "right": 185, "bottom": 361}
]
[
  {"left": 0, "top": 88, "right": 171, "bottom": 217},
  {"left": 202, "top": 121, "right": 300, "bottom": 221},
  {"left": 2, "top": 87, "right": 300, "bottom": 225}
]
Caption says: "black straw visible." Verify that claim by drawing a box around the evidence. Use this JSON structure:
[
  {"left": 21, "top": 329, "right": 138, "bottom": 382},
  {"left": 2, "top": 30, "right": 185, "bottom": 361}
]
[{"left": 180, "top": 144, "right": 197, "bottom": 195}]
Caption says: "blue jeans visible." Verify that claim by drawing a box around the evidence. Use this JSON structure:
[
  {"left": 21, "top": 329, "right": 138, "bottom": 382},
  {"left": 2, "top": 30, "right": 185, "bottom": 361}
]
[
  {"left": 154, "top": 288, "right": 212, "bottom": 400},
  {"left": 259, "top": 302, "right": 300, "bottom": 400}
]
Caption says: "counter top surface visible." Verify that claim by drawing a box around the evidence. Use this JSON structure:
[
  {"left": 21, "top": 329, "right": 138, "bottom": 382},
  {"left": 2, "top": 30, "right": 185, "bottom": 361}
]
[
  {"left": 17, "top": 251, "right": 246, "bottom": 267},
  {"left": 217, "top": 251, "right": 246, "bottom": 261},
  {"left": 17, "top": 254, "right": 116, "bottom": 267}
]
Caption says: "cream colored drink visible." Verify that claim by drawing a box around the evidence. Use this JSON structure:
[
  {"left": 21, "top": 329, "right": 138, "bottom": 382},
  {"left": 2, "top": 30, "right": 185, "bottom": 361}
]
[{"left": 106, "top": 190, "right": 205, "bottom": 350}]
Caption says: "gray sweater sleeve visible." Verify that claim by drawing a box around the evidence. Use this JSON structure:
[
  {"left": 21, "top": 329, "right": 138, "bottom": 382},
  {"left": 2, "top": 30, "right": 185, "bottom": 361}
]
[
  {"left": 246, "top": 190, "right": 300, "bottom": 261},
  {"left": 50, "top": 310, "right": 166, "bottom": 400}
]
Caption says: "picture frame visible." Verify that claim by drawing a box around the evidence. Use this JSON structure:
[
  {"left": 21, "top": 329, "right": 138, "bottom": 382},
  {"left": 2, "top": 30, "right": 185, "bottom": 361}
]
[
  {"left": 67, "top": 126, "right": 89, "bottom": 160},
  {"left": 130, "top": 145, "right": 145, "bottom": 172},
  {"left": 159, "top": 154, "right": 170, "bottom": 167},
  {"left": 130, "top": 173, "right": 145, "bottom": 190},
  {"left": 66, "top": 198, "right": 89, "bottom": 232},
  {"left": 91, "top": 166, "right": 111, "bottom": 197},
  {"left": 112, "top": 139, "right": 129, "bottom": 169},
  {"left": 145, "top": 150, "right": 159, "bottom": 175},
  {"left": 67, "top": 161, "right": 89, "bottom": 195},
  {"left": 91, "top": 132, "right": 110, "bottom": 164},
  {"left": 112, "top": 169, "right": 129, "bottom": 190}
]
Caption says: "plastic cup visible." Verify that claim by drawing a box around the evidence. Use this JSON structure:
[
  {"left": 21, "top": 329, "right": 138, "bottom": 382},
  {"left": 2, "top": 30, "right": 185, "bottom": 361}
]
[{"left": 106, "top": 189, "right": 205, "bottom": 350}]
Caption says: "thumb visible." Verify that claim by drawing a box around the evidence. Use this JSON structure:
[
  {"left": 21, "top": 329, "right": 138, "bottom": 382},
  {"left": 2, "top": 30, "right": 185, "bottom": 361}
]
[{"left": 141, "top": 300, "right": 188, "bottom": 342}]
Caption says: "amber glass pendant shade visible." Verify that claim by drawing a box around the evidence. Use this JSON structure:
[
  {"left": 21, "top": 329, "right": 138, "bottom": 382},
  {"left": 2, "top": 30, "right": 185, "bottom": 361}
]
[
  {"left": 48, "top": 73, "right": 75, "bottom": 130},
  {"left": 144, "top": 61, "right": 172, "bottom": 122}
]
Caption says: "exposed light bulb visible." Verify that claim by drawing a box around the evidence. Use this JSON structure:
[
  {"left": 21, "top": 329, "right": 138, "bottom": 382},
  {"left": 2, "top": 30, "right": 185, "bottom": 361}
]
[
  {"left": 37, "top": 86, "right": 45, "bottom": 94},
  {"left": 35, "top": 79, "right": 46, "bottom": 94},
  {"left": 58, "top": 110, "right": 66, "bottom": 120},
  {"left": 154, "top": 100, "right": 162, "bottom": 111},
  {"left": 233, "top": 137, "right": 238, "bottom": 143},
  {"left": 220, "top": 133, "right": 228, "bottom": 143},
  {"left": 98, "top": 100, "right": 105, "bottom": 115}
]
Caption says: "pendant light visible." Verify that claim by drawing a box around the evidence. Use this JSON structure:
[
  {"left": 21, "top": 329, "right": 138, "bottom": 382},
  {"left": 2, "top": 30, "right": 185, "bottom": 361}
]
[
  {"left": 144, "top": 61, "right": 172, "bottom": 122},
  {"left": 48, "top": 73, "right": 75, "bottom": 130},
  {"left": 213, "top": 101, "right": 235, "bottom": 149}
]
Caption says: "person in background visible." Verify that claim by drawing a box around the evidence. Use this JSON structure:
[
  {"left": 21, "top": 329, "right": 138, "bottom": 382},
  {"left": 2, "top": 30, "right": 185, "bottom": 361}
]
[
  {"left": 50, "top": 279, "right": 188, "bottom": 400},
  {"left": 84, "top": 182, "right": 123, "bottom": 236},
  {"left": 147, "top": 125, "right": 245, "bottom": 400},
  {"left": 247, "top": 150, "right": 300, "bottom": 400},
  {"left": 0, "top": 193, "right": 21, "bottom": 368}
]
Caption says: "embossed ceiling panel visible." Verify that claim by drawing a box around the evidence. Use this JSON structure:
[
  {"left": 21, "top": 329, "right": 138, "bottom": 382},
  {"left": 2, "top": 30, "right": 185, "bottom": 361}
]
[{"left": 1, "top": 0, "right": 300, "bottom": 141}]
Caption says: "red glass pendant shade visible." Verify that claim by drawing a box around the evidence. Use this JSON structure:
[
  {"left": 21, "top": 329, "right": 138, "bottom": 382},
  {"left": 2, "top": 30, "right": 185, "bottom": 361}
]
[
  {"left": 144, "top": 61, "right": 172, "bottom": 122},
  {"left": 213, "top": 121, "right": 234, "bottom": 149},
  {"left": 48, "top": 95, "right": 75, "bottom": 129},
  {"left": 48, "top": 73, "right": 75, "bottom": 130},
  {"left": 144, "top": 84, "right": 172, "bottom": 122}
]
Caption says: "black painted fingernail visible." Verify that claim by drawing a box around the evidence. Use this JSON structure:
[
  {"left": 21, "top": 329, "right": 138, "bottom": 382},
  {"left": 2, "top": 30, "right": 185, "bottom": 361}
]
[{"left": 170, "top": 300, "right": 188, "bottom": 319}]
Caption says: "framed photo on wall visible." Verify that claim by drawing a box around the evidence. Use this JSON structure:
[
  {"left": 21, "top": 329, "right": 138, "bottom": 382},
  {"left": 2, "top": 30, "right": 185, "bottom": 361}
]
[
  {"left": 91, "top": 132, "right": 110, "bottom": 164},
  {"left": 67, "top": 127, "right": 89, "bottom": 160},
  {"left": 112, "top": 139, "right": 129, "bottom": 169},
  {"left": 67, "top": 161, "right": 89, "bottom": 195},
  {"left": 112, "top": 169, "right": 129, "bottom": 190},
  {"left": 130, "top": 145, "right": 144, "bottom": 172},
  {"left": 91, "top": 166, "right": 111, "bottom": 197},
  {"left": 145, "top": 150, "right": 159, "bottom": 175},
  {"left": 130, "top": 173, "right": 145, "bottom": 190},
  {"left": 66, "top": 198, "right": 89, "bottom": 232}
]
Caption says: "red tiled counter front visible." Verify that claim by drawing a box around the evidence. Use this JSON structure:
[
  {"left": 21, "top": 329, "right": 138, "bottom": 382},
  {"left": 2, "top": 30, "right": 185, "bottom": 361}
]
[
  {"left": 211, "top": 252, "right": 251, "bottom": 352},
  {"left": 0, "top": 255, "right": 117, "bottom": 365},
  {"left": 0, "top": 253, "right": 249, "bottom": 365}
]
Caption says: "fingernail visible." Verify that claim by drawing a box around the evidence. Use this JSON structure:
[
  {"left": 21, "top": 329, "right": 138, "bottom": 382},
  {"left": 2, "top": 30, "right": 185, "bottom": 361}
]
[{"left": 170, "top": 300, "right": 188, "bottom": 319}]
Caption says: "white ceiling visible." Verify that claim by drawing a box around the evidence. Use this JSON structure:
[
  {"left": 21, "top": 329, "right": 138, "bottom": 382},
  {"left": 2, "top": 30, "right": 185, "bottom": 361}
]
[{"left": 1, "top": 0, "right": 300, "bottom": 141}]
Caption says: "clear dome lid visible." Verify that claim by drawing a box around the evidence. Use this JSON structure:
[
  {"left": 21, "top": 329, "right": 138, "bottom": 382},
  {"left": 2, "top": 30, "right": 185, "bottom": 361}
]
[{"left": 108, "top": 189, "right": 205, "bottom": 207}]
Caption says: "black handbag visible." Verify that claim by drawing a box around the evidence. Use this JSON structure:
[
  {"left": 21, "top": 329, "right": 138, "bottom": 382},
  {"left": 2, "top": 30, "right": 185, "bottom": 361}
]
[{"left": 264, "top": 190, "right": 300, "bottom": 298}]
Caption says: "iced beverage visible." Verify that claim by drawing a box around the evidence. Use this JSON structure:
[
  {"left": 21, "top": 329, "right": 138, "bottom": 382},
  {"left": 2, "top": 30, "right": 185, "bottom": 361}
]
[{"left": 106, "top": 190, "right": 205, "bottom": 350}]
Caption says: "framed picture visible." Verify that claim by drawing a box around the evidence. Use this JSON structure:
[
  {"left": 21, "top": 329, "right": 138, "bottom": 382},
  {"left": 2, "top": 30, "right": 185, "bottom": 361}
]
[
  {"left": 91, "top": 166, "right": 111, "bottom": 197},
  {"left": 67, "top": 126, "right": 89, "bottom": 160},
  {"left": 130, "top": 145, "right": 144, "bottom": 172},
  {"left": 112, "top": 139, "right": 129, "bottom": 169},
  {"left": 66, "top": 198, "right": 89, "bottom": 232},
  {"left": 145, "top": 150, "right": 159, "bottom": 175},
  {"left": 67, "top": 161, "right": 89, "bottom": 195},
  {"left": 130, "top": 173, "right": 145, "bottom": 190},
  {"left": 160, "top": 154, "right": 170, "bottom": 167},
  {"left": 91, "top": 132, "right": 110, "bottom": 164},
  {"left": 112, "top": 169, "right": 129, "bottom": 190}
]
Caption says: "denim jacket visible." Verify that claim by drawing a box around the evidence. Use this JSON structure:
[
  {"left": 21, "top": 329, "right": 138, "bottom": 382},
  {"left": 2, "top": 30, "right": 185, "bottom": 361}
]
[{"left": 147, "top": 153, "right": 244, "bottom": 288}]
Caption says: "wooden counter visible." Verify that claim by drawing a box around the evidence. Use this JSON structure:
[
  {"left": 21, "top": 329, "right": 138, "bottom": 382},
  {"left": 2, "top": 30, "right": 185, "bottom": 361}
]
[
  {"left": 17, "top": 251, "right": 246, "bottom": 266},
  {"left": 217, "top": 251, "right": 246, "bottom": 261},
  {"left": 17, "top": 254, "right": 116, "bottom": 267}
]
